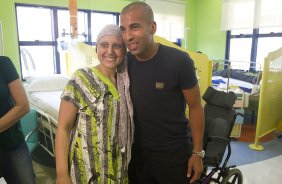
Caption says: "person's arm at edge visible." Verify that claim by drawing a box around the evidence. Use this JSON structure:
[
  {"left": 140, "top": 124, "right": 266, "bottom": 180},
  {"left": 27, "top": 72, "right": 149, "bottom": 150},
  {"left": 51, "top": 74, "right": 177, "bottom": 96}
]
[
  {"left": 182, "top": 84, "right": 205, "bottom": 183},
  {"left": 0, "top": 79, "right": 30, "bottom": 132},
  {"left": 55, "top": 99, "right": 78, "bottom": 184}
]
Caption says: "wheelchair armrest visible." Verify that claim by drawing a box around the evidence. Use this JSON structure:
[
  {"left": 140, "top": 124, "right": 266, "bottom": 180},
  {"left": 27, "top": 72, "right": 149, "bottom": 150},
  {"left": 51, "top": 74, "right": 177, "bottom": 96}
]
[{"left": 203, "top": 135, "right": 231, "bottom": 165}]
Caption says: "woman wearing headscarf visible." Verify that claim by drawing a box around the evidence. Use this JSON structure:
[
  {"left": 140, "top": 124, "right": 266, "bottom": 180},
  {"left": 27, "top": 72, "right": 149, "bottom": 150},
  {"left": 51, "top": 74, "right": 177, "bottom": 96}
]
[{"left": 55, "top": 24, "right": 133, "bottom": 184}]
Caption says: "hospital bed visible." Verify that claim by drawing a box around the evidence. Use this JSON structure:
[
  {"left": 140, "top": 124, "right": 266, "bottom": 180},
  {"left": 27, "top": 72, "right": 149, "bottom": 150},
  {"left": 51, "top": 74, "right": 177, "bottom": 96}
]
[
  {"left": 24, "top": 75, "right": 68, "bottom": 157},
  {"left": 211, "top": 62, "right": 262, "bottom": 137},
  {"left": 211, "top": 61, "right": 262, "bottom": 107}
]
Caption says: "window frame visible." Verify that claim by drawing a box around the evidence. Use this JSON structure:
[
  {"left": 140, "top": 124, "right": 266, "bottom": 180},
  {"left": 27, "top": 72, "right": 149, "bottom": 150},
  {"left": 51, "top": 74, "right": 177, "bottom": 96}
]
[{"left": 15, "top": 3, "right": 119, "bottom": 78}]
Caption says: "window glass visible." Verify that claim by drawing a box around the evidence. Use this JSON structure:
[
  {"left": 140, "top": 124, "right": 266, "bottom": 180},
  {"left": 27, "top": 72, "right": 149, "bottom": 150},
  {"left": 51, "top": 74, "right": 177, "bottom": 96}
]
[
  {"left": 20, "top": 46, "right": 55, "bottom": 78},
  {"left": 58, "top": 10, "right": 88, "bottom": 42},
  {"left": 256, "top": 37, "right": 282, "bottom": 70},
  {"left": 17, "top": 6, "right": 52, "bottom": 41},
  {"left": 229, "top": 38, "right": 252, "bottom": 70},
  {"left": 58, "top": 10, "right": 70, "bottom": 37},
  {"left": 91, "top": 13, "right": 117, "bottom": 43}
]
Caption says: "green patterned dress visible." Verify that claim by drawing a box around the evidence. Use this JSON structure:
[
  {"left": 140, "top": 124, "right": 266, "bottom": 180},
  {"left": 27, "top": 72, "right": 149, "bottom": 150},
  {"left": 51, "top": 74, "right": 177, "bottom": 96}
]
[{"left": 61, "top": 67, "right": 127, "bottom": 184}]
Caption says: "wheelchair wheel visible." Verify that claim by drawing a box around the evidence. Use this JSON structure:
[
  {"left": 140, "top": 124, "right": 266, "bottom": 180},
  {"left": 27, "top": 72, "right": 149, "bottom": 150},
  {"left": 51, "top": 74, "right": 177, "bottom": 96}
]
[
  {"left": 199, "top": 166, "right": 208, "bottom": 181},
  {"left": 221, "top": 168, "right": 243, "bottom": 184}
]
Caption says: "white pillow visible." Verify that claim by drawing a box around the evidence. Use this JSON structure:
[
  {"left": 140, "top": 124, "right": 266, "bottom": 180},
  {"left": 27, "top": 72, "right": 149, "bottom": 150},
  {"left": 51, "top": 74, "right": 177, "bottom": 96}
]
[{"left": 26, "top": 75, "right": 69, "bottom": 92}]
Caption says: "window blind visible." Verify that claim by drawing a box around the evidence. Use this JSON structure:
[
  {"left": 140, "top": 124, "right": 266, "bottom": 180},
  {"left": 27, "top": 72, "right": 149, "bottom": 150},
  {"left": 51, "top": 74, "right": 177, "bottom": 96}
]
[
  {"left": 146, "top": 0, "right": 186, "bottom": 42},
  {"left": 221, "top": 0, "right": 282, "bottom": 31}
]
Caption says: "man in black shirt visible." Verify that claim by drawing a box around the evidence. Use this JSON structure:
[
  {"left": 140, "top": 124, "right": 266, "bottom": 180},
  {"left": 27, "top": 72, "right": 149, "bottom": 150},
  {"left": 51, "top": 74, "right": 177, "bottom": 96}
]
[{"left": 120, "top": 2, "right": 205, "bottom": 184}]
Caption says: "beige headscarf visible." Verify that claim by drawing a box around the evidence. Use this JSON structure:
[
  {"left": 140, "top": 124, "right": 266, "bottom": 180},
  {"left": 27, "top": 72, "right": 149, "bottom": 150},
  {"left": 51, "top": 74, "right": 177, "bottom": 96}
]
[
  {"left": 96, "top": 24, "right": 126, "bottom": 49},
  {"left": 117, "top": 56, "right": 134, "bottom": 171}
]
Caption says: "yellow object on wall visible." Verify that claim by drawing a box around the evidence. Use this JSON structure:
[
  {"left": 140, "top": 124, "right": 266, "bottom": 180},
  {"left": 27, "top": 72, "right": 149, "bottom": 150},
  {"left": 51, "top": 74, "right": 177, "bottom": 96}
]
[
  {"left": 249, "top": 47, "right": 282, "bottom": 150},
  {"left": 65, "top": 42, "right": 98, "bottom": 77}
]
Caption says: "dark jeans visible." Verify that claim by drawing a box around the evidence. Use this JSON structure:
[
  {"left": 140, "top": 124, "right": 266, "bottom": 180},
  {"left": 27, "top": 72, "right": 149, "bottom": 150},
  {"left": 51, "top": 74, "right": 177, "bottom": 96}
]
[
  {"left": 0, "top": 141, "right": 35, "bottom": 184},
  {"left": 128, "top": 143, "right": 192, "bottom": 184}
]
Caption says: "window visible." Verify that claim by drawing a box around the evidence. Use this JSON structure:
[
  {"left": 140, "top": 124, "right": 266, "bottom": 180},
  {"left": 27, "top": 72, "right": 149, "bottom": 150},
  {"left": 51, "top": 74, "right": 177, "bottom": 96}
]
[
  {"left": 57, "top": 10, "right": 89, "bottom": 42},
  {"left": 229, "top": 37, "right": 252, "bottom": 70},
  {"left": 20, "top": 46, "right": 55, "bottom": 76},
  {"left": 17, "top": 6, "right": 56, "bottom": 78},
  {"left": 16, "top": 4, "right": 119, "bottom": 79},
  {"left": 17, "top": 7, "right": 53, "bottom": 41},
  {"left": 226, "top": 27, "right": 282, "bottom": 71},
  {"left": 91, "top": 13, "right": 118, "bottom": 42},
  {"left": 256, "top": 35, "right": 282, "bottom": 70},
  {"left": 222, "top": 0, "right": 282, "bottom": 71}
]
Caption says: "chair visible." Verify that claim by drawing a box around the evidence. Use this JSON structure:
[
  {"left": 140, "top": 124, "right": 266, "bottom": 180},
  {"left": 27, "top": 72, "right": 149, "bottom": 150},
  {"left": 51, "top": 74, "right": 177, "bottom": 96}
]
[
  {"left": 197, "top": 86, "right": 243, "bottom": 184},
  {"left": 20, "top": 108, "right": 38, "bottom": 153}
]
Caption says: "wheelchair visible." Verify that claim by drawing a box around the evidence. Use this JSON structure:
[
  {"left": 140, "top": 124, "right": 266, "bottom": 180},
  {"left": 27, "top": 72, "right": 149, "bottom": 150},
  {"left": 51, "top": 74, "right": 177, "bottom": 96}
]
[{"left": 196, "top": 86, "right": 243, "bottom": 184}]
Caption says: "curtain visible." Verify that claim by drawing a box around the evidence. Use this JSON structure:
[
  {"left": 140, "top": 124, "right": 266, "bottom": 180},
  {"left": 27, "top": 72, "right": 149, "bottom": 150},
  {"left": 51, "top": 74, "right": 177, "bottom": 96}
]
[
  {"left": 221, "top": 0, "right": 282, "bottom": 31},
  {"left": 254, "top": 0, "right": 282, "bottom": 28}
]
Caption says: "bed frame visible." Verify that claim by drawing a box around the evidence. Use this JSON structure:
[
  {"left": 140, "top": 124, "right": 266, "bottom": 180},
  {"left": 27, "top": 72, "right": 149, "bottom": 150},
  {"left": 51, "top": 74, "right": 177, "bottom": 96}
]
[{"left": 32, "top": 105, "right": 57, "bottom": 157}]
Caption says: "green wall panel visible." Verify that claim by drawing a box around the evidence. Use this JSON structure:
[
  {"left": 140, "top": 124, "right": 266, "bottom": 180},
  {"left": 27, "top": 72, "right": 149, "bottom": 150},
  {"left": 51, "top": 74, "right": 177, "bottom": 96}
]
[{"left": 195, "top": 0, "right": 226, "bottom": 60}]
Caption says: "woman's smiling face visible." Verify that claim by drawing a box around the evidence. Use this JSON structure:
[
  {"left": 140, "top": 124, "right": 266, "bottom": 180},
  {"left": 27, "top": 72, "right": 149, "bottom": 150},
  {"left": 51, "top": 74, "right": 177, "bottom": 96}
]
[{"left": 96, "top": 35, "right": 126, "bottom": 70}]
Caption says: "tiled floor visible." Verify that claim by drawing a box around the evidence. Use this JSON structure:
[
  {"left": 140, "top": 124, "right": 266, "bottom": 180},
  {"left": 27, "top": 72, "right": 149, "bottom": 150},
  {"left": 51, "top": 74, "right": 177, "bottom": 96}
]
[
  {"left": 208, "top": 122, "right": 282, "bottom": 184},
  {"left": 237, "top": 155, "right": 282, "bottom": 184},
  {"left": 31, "top": 161, "right": 56, "bottom": 184}
]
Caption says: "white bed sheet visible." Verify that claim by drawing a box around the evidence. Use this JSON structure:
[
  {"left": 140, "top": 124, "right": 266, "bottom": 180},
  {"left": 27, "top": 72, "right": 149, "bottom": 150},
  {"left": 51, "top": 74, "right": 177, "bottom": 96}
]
[
  {"left": 212, "top": 76, "right": 254, "bottom": 93},
  {"left": 28, "top": 90, "right": 62, "bottom": 126}
]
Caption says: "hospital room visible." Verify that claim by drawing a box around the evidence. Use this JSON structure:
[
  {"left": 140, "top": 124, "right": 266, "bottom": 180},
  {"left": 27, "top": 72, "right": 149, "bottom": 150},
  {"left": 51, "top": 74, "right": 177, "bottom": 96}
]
[{"left": 0, "top": 0, "right": 281, "bottom": 183}]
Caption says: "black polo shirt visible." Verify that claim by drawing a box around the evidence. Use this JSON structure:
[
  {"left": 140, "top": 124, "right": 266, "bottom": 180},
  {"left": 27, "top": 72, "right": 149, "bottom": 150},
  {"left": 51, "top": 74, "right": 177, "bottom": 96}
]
[{"left": 128, "top": 44, "right": 198, "bottom": 150}]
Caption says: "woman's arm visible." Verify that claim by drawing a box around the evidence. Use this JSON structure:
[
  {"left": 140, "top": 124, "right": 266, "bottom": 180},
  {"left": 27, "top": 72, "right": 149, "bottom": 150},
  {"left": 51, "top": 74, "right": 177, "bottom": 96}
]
[
  {"left": 0, "top": 79, "right": 30, "bottom": 132},
  {"left": 55, "top": 99, "right": 78, "bottom": 184}
]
